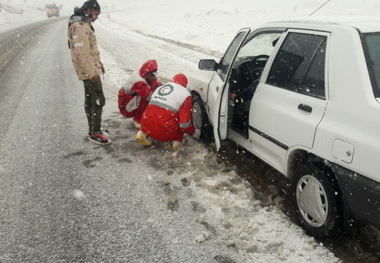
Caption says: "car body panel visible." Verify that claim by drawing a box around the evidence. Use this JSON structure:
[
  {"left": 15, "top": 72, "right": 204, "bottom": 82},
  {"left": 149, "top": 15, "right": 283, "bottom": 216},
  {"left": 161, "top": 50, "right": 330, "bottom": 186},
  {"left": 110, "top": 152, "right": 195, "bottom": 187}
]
[
  {"left": 211, "top": 28, "right": 250, "bottom": 148},
  {"left": 188, "top": 16, "right": 380, "bottom": 229}
]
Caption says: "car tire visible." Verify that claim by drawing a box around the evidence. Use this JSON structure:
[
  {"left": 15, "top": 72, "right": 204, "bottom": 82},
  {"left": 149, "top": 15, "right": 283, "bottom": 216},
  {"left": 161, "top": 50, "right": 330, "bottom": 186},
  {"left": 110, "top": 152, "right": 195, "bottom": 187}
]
[
  {"left": 192, "top": 94, "right": 213, "bottom": 140},
  {"left": 291, "top": 163, "right": 342, "bottom": 238}
]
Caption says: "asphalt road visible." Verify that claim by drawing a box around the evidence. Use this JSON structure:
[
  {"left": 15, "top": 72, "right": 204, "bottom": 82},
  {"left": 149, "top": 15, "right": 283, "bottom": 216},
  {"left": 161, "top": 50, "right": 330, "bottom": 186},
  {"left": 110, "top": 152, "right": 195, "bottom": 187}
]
[{"left": 0, "top": 19, "right": 230, "bottom": 262}]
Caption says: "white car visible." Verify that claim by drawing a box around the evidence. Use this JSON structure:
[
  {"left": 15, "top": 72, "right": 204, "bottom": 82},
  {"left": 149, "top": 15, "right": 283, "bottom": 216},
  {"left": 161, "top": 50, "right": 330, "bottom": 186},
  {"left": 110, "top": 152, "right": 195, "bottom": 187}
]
[{"left": 189, "top": 17, "right": 380, "bottom": 238}]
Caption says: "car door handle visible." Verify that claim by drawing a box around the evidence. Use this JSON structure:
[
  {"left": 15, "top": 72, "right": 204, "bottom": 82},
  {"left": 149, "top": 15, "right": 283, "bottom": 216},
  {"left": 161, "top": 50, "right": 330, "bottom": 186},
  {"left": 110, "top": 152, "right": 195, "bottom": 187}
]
[
  {"left": 216, "top": 86, "right": 219, "bottom": 93},
  {"left": 298, "top": 104, "right": 312, "bottom": 113}
]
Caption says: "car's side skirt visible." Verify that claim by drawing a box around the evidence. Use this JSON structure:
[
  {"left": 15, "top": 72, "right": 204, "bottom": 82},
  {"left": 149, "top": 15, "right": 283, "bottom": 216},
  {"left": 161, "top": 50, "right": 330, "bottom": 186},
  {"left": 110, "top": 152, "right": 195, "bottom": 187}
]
[{"left": 249, "top": 125, "right": 289, "bottom": 150}]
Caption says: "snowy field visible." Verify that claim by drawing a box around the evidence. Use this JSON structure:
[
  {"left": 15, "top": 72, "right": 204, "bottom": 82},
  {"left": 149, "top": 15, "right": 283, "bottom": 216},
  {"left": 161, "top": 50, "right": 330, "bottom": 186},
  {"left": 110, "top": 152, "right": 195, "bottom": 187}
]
[{"left": 1, "top": 0, "right": 380, "bottom": 262}]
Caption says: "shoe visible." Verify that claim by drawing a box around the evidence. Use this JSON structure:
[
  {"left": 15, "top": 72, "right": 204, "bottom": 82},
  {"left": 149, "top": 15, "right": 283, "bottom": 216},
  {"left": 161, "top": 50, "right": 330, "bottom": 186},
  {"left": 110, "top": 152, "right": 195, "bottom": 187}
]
[
  {"left": 89, "top": 132, "right": 111, "bottom": 145},
  {"left": 171, "top": 141, "right": 182, "bottom": 150},
  {"left": 133, "top": 121, "right": 141, "bottom": 129},
  {"left": 88, "top": 129, "right": 109, "bottom": 136},
  {"left": 136, "top": 131, "right": 152, "bottom": 146},
  {"left": 101, "top": 128, "right": 110, "bottom": 135}
]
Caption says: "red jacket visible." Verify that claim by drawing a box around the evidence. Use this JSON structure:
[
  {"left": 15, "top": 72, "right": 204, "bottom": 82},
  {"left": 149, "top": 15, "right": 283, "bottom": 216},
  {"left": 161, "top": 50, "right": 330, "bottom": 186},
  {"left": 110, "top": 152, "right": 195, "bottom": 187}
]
[
  {"left": 118, "top": 71, "right": 160, "bottom": 122},
  {"left": 140, "top": 82, "right": 195, "bottom": 142}
]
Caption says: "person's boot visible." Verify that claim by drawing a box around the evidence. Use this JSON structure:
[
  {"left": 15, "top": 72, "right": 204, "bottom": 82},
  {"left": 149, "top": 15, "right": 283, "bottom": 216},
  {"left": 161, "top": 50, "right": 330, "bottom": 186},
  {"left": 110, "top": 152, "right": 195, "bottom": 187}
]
[
  {"left": 136, "top": 131, "right": 152, "bottom": 146},
  {"left": 88, "top": 132, "right": 111, "bottom": 145},
  {"left": 171, "top": 140, "right": 182, "bottom": 150}
]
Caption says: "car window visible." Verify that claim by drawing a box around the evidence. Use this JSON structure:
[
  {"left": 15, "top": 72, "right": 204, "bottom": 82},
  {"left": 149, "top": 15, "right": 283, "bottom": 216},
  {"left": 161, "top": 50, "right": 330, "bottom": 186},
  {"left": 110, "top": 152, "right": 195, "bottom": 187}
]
[
  {"left": 266, "top": 32, "right": 327, "bottom": 99},
  {"left": 362, "top": 33, "right": 380, "bottom": 98},
  {"left": 228, "top": 32, "right": 282, "bottom": 96},
  {"left": 217, "top": 32, "right": 247, "bottom": 81},
  {"left": 236, "top": 33, "right": 281, "bottom": 59}
]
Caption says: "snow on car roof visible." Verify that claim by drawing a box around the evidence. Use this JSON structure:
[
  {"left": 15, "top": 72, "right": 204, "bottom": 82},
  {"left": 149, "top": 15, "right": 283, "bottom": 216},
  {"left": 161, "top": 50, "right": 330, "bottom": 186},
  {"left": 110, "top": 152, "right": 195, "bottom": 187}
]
[{"left": 267, "top": 16, "right": 380, "bottom": 33}]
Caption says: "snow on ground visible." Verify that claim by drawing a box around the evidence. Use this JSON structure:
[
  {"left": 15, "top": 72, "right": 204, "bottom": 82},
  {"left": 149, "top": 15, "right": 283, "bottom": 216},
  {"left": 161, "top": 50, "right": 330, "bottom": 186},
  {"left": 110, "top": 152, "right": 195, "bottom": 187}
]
[
  {"left": 119, "top": 140, "right": 339, "bottom": 263},
  {"left": 99, "top": 0, "right": 380, "bottom": 55},
  {"left": 2, "top": 0, "right": 380, "bottom": 262},
  {"left": 0, "top": 3, "right": 44, "bottom": 33},
  {"left": 79, "top": 0, "right": 380, "bottom": 260},
  {"left": 0, "top": 0, "right": 86, "bottom": 33}
]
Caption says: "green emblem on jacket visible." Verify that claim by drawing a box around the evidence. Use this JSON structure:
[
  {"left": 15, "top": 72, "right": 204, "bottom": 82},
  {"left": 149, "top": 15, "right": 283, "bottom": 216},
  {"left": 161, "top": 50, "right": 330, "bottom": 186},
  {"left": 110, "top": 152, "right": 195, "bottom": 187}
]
[{"left": 158, "top": 84, "right": 174, "bottom": 96}]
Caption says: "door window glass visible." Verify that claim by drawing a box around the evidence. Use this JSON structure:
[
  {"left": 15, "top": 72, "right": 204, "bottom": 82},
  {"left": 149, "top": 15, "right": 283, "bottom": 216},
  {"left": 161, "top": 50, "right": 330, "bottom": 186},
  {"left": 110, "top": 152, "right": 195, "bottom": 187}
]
[
  {"left": 228, "top": 32, "right": 282, "bottom": 138},
  {"left": 229, "top": 32, "right": 282, "bottom": 96},
  {"left": 267, "top": 33, "right": 327, "bottom": 99},
  {"left": 362, "top": 33, "right": 380, "bottom": 98},
  {"left": 218, "top": 32, "right": 247, "bottom": 81}
]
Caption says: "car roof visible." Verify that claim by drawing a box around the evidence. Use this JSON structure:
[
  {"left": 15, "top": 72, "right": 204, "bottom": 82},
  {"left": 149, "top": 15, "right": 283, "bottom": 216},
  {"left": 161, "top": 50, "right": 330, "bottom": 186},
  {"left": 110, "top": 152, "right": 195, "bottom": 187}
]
[{"left": 265, "top": 16, "right": 380, "bottom": 33}]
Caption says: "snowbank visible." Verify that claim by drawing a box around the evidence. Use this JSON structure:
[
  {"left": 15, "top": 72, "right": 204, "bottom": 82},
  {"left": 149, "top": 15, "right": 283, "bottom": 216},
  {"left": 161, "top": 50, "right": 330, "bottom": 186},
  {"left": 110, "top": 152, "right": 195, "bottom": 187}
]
[{"left": 98, "top": 0, "right": 380, "bottom": 54}]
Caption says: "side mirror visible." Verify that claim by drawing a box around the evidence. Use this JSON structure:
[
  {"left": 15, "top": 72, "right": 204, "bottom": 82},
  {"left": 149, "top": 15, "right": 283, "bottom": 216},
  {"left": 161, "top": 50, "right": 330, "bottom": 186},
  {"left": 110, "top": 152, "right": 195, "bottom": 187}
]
[{"left": 198, "top": 59, "right": 217, "bottom": 71}]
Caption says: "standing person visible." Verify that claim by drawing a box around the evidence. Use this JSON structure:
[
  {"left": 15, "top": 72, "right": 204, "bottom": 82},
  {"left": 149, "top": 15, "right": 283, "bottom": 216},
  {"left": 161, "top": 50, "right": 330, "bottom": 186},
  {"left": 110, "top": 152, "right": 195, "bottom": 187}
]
[
  {"left": 118, "top": 60, "right": 161, "bottom": 128},
  {"left": 68, "top": 0, "right": 110, "bottom": 145},
  {"left": 136, "top": 74, "right": 195, "bottom": 150}
]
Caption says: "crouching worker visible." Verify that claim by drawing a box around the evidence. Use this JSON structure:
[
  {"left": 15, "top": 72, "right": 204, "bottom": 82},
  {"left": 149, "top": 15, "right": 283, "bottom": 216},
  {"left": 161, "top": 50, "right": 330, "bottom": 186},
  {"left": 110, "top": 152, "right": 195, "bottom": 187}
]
[
  {"left": 136, "top": 74, "right": 195, "bottom": 150},
  {"left": 118, "top": 60, "right": 161, "bottom": 128}
]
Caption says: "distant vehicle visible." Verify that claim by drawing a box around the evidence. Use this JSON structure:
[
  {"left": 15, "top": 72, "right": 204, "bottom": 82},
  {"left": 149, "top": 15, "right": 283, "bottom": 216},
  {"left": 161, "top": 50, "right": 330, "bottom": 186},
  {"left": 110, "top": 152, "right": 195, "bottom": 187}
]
[
  {"left": 45, "top": 3, "right": 59, "bottom": 18},
  {"left": 189, "top": 17, "right": 380, "bottom": 238}
]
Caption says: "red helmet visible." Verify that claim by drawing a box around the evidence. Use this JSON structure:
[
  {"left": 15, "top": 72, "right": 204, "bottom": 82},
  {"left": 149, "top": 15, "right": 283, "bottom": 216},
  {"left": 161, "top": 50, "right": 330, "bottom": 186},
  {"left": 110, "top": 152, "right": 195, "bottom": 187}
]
[
  {"left": 139, "top": 60, "right": 158, "bottom": 78},
  {"left": 172, "top": 73, "right": 188, "bottom": 87}
]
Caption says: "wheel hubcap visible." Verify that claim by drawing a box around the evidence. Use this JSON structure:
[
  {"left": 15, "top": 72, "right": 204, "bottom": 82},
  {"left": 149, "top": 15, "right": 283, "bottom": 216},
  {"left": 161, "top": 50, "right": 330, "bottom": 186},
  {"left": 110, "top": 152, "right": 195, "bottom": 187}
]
[
  {"left": 296, "top": 175, "right": 328, "bottom": 227},
  {"left": 192, "top": 102, "right": 203, "bottom": 130}
]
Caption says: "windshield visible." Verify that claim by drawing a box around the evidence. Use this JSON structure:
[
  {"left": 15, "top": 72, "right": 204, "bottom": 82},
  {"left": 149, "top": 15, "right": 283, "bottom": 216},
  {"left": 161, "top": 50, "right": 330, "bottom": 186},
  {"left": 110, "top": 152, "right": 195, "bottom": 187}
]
[{"left": 362, "top": 33, "right": 380, "bottom": 98}]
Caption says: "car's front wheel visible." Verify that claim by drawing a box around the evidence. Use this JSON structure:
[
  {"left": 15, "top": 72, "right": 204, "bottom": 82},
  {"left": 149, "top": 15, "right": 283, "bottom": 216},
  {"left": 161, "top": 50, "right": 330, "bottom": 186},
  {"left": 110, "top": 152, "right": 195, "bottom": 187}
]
[
  {"left": 192, "top": 94, "right": 213, "bottom": 140},
  {"left": 291, "top": 163, "right": 342, "bottom": 238}
]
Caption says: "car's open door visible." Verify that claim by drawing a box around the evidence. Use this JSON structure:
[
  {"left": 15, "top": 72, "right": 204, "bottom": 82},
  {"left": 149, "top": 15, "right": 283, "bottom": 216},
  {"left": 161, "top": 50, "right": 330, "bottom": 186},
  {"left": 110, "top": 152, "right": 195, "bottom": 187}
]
[{"left": 213, "top": 28, "right": 250, "bottom": 150}]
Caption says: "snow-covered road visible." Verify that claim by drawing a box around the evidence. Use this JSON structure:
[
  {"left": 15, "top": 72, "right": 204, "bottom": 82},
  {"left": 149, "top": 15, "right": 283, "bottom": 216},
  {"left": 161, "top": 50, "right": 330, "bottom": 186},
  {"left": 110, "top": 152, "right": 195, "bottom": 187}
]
[
  {"left": 0, "top": 18, "right": 342, "bottom": 262},
  {"left": 1, "top": 0, "right": 380, "bottom": 261},
  {"left": 0, "top": 19, "right": 237, "bottom": 262}
]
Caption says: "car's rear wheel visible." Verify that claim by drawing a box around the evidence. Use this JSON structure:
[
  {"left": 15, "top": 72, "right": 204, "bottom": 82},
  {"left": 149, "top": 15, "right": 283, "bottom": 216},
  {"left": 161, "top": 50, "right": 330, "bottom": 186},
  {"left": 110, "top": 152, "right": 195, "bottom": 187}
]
[
  {"left": 291, "top": 163, "right": 342, "bottom": 238},
  {"left": 192, "top": 95, "right": 213, "bottom": 140}
]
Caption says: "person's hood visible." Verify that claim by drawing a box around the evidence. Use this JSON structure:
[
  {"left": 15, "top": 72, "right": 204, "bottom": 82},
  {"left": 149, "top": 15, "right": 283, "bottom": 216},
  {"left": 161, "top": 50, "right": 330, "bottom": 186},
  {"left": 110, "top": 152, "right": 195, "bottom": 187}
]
[
  {"left": 172, "top": 73, "right": 188, "bottom": 87},
  {"left": 139, "top": 60, "right": 158, "bottom": 78},
  {"left": 68, "top": 15, "right": 83, "bottom": 26},
  {"left": 68, "top": 8, "right": 92, "bottom": 29}
]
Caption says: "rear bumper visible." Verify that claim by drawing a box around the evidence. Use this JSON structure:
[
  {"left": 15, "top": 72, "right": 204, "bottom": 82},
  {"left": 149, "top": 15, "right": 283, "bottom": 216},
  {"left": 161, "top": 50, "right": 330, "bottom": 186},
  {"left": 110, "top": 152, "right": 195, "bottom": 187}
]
[{"left": 332, "top": 164, "right": 380, "bottom": 226}]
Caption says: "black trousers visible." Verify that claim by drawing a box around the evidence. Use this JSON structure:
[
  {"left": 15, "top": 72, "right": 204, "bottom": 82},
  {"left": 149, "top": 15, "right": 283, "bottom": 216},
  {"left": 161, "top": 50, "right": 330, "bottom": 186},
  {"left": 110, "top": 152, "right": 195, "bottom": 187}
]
[{"left": 83, "top": 78, "right": 105, "bottom": 134}]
